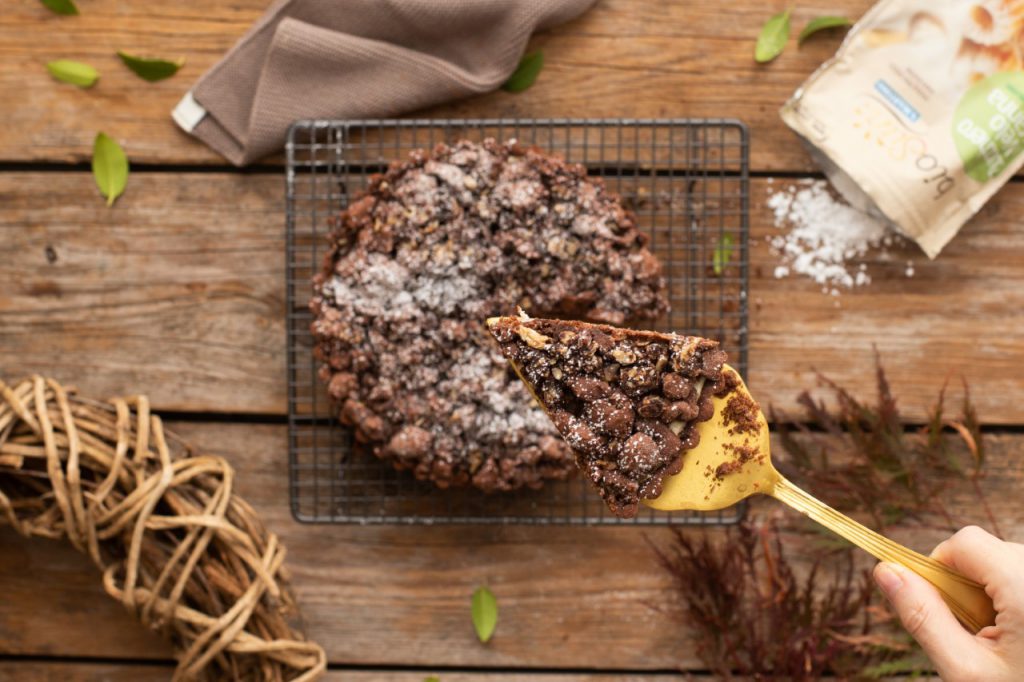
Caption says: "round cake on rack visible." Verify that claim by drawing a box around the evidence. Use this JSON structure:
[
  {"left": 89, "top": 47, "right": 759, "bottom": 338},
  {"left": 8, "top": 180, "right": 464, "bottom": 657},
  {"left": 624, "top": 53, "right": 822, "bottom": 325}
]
[{"left": 310, "top": 138, "right": 669, "bottom": 492}]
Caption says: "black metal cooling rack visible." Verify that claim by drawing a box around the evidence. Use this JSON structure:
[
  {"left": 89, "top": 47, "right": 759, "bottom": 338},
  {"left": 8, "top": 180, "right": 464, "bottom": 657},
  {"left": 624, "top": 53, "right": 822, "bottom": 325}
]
[{"left": 285, "top": 118, "right": 749, "bottom": 525}]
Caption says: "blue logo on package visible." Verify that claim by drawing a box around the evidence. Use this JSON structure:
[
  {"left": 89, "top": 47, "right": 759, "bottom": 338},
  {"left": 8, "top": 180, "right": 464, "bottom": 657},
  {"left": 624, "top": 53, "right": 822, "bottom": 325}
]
[{"left": 875, "top": 79, "right": 920, "bottom": 123}]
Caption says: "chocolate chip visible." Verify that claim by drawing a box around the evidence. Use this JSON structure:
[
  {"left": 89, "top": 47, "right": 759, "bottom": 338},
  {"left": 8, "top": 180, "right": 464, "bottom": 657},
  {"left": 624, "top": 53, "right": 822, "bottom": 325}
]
[
  {"left": 661, "top": 373, "right": 691, "bottom": 400},
  {"left": 702, "top": 348, "right": 727, "bottom": 376},
  {"left": 620, "top": 364, "right": 658, "bottom": 395},
  {"left": 680, "top": 427, "right": 701, "bottom": 451},
  {"left": 589, "top": 329, "right": 615, "bottom": 352},
  {"left": 697, "top": 389, "right": 716, "bottom": 421},
  {"left": 350, "top": 350, "right": 373, "bottom": 373},
  {"left": 367, "top": 382, "right": 394, "bottom": 404},
  {"left": 606, "top": 388, "right": 632, "bottom": 411},
  {"left": 327, "top": 350, "right": 349, "bottom": 370},
  {"left": 431, "top": 458, "right": 455, "bottom": 484},
  {"left": 578, "top": 352, "right": 604, "bottom": 374},
  {"left": 551, "top": 409, "right": 605, "bottom": 456},
  {"left": 637, "top": 419, "right": 683, "bottom": 459},
  {"left": 619, "top": 432, "right": 659, "bottom": 474},
  {"left": 341, "top": 399, "right": 385, "bottom": 441},
  {"left": 662, "top": 399, "right": 698, "bottom": 423},
  {"left": 541, "top": 381, "right": 570, "bottom": 407},
  {"left": 566, "top": 375, "right": 611, "bottom": 401},
  {"left": 387, "top": 426, "right": 432, "bottom": 459},
  {"left": 591, "top": 468, "right": 640, "bottom": 510},
  {"left": 539, "top": 435, "right": 570, "bottom": 460},
  {"left": 583, "top": 399, "right": 635, "bottom": 437},
  {"left": 637, "top": 395, "right": 666, "bottom": 419}
]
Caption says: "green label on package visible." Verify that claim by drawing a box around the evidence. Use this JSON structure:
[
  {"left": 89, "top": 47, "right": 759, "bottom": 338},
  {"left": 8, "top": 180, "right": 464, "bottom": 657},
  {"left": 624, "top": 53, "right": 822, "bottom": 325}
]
[{"left": 954, "top": 73, "right": 1024, "bottom": 183}]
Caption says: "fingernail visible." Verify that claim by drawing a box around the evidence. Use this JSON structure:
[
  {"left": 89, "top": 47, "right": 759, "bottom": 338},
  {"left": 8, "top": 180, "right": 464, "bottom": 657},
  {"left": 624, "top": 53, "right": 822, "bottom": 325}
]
[{"left": 874, "top": 562, "right": 905, "bottom": 596}]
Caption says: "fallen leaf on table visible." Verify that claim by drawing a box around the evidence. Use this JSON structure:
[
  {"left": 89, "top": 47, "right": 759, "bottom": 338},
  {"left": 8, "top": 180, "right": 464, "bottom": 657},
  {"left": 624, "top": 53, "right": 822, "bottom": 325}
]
[
  {"left": 713, "top": 233, "right": 734, "bottom": 275},
  {"left": 755, "top": 9, "right": 792, "bottom": 63},
  {"left": 39, "top": 0, "right": 78, "bottom": 15},
  {"left": 46, "top": 59, "right": 98, "bottom": 88},
  {"left": 471, "top": 585, "right": 498, "bottom": 643},
  {"left": 502, "top": 51, "right": 544, "bottom": 93},
  {"left": 92, "top": 132, "right": 129, "bottom": 207},
  {"left": 117, "top": 51, "right": 185, "bottom": 82},
  {"left": 798, "top": 16, "right": 853, "bottom": 44}
]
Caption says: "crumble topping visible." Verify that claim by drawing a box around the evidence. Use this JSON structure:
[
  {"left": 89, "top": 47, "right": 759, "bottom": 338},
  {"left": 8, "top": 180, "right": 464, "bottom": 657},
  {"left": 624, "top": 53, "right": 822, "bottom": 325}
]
[{"left": 311, "top": 139, "right": 669, "bottom": 492}]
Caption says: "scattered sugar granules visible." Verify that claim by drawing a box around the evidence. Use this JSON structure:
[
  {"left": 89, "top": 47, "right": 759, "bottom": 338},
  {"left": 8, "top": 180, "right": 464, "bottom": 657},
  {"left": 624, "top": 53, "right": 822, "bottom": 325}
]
[{"left": 767, "top": 180, "right": 910, "bottom": 292}]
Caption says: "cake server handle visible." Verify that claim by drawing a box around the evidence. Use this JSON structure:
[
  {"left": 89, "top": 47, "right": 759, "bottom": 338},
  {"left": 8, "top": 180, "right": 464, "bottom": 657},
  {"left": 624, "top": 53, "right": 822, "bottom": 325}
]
[{"left": 770, "top": 474, "right": 996, "bottom": 634}]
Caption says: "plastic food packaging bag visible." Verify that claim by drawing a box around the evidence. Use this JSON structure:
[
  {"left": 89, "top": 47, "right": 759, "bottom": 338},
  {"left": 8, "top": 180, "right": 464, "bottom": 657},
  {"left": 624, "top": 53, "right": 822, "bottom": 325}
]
[{"left": 781, "top": 0, "right": 1024, "bottom": 257}]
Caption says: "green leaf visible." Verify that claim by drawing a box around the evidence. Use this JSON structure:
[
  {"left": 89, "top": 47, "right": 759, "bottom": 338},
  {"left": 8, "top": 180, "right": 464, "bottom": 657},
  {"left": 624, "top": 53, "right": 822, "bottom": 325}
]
[
  {"left": 423, "top": 677, "right": 441, "bottom": 682},
  {"left": 117, "top": 51, "right": 184, "bottom": 82},
  {"left": 712, "top": 233, "right": 734, "bottom": 275},
  {"left": 39, "top": 0, "right": 78, "bottom": 15},
  {"left": 46, "top": 60, "right": 98, "bottom": 88},
  {"left": 502, "top": 51, "right": 544, "bottom": 93},
  {"left": 755, "top": 9, "right": 792, "bottom": 63},
  {"left": 798, "top": 15, "right": 853, "bottom": 44},
  {"left": 92, "top": 132, "right": 129, "bottom": 207},
  {"left": 471, "top": 585, "right": 498, "bottom": 643}
]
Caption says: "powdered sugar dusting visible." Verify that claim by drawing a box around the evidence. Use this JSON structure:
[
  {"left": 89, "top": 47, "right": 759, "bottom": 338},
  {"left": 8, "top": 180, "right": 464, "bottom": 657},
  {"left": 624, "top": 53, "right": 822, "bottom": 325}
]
[
  {"left": 445, "top": 344, "right": 552, "bottom": 440},
  {"left": 767, "top": 180, "right": 911, "bottom": 291}
]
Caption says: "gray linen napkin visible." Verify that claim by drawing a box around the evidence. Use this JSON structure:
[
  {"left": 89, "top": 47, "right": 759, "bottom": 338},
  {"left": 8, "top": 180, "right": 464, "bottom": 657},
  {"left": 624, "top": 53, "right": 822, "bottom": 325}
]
[{"left": 172, "top": 0, "right": 596, "bottom": 166}]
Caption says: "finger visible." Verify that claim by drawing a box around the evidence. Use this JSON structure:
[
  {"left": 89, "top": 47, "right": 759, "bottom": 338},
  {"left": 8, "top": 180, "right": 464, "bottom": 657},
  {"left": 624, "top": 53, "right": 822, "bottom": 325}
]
[
  {"left": 874, "top": 562, "right": 979, "bottom": 677},
  {"left": 931, "top": 526, "right": 1020, "bottom": 597}
]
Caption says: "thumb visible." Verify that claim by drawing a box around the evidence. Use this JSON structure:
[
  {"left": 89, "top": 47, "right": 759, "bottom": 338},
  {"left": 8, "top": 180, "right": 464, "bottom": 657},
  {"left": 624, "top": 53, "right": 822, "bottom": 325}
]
[{"left": 874, "top": 562, "right": 978, "bottom": 674}]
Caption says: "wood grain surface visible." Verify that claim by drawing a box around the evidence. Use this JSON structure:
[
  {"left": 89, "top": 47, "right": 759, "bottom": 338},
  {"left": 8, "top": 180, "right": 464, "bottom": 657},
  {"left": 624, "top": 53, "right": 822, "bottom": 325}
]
[
  {"left": 0, "top": 0, "right": 879, "bottom": 170},
  {"left": 0, "top": 422, "right": 1016, "bottom": 669},
  {"left": 0, "top": 667, "right": 621, "bottom": 682},
  {"left": 0, "top": 664, "right": 702, "bottom": 682},
  {"left": 0, "top": 662, "right": 938, "bottom": 681},
  {"left": 2, "top": 0, "right": 1023, "bottom": 677},
  {"left": 2, "top": 172, "right": 1022, "bottom": 422}
]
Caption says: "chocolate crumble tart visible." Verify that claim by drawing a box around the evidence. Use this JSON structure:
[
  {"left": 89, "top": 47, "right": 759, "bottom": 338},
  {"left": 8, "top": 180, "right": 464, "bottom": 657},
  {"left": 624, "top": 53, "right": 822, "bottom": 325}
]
[
  {"left": 487, "top": 313, "right": 728, "bottom": 517},
  {"left": 311, "top": 139, "right": 669, "bottom": 493}
]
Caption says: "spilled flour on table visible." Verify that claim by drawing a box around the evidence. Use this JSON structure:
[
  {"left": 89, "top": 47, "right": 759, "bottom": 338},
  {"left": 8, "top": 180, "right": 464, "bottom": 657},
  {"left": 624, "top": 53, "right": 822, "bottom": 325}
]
[{"left": 766, "top": 180, "right": 913, "bottom": 294}]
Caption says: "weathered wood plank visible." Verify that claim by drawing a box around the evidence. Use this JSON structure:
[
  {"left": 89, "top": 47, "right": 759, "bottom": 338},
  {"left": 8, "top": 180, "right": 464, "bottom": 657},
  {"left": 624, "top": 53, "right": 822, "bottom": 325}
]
[
  {"left": 0, "top": 173, "right": 285, "bottom": 414},
  {"left": 0, "top": 662, "right": 705, "bottom": 681},
  {"left": 0, "top": 661, "right": 933, "bottom": 682},
  {"left": 0, "top": 0, "right": 876, "bottom": 170},
  {"left": 3, "top": 172, "right": 1023, "bottom": 422},
  {"left": 0, "top": 422, "right": 1017, "bottom": 668}
]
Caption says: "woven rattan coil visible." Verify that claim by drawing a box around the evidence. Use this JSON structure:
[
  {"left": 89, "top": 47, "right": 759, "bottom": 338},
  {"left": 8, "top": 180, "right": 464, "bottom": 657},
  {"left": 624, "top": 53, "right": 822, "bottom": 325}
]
[{"left": 0, "top": 376, "right": 326, "bottom": 681}]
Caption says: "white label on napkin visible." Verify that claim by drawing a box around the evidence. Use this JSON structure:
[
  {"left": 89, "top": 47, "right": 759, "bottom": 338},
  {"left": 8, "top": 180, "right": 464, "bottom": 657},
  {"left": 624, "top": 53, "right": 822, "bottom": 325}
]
[{"left": 172, "top": 91, "right": 207, "bottom": 133}]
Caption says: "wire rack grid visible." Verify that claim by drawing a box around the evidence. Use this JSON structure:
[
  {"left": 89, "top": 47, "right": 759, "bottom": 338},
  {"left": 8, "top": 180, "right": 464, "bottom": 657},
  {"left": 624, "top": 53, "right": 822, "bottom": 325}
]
[{"left": 286, "top": 118, "right": 749, "bottom": 525}]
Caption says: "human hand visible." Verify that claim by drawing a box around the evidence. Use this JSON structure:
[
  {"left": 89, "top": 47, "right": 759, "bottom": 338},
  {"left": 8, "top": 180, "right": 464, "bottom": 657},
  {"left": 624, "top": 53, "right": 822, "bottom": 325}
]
[{"left": 873, "top": 526, "right": 1024, "bottom": 681}]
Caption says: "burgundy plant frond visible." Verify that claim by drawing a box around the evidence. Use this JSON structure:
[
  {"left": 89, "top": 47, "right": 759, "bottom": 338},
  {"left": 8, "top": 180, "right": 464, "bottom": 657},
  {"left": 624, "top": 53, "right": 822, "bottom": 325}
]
[
  {"left": 774, "top": 360, "right": 991, "bottom": 534},
  {"left": 653, "top": 521, "right": 907, "bottom": 680}
]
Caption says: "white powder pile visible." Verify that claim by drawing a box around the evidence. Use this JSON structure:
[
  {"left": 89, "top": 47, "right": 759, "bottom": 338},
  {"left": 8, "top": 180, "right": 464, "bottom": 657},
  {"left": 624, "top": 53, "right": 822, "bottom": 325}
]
[{"left": 767, "top": 180, "right": 905, "bottom": 292}]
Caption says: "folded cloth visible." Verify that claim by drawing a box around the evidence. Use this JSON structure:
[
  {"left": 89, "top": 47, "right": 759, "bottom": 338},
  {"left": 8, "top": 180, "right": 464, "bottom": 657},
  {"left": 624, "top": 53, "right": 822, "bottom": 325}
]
[{"left": 172, "top": 0, "right": 596, "bottom": 166}]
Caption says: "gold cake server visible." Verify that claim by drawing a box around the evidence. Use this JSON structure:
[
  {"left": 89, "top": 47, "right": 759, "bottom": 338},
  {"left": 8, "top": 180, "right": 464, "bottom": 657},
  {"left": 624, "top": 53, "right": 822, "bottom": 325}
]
[{"left": 646, "top": 365, "right": 996, "bottom": 633}]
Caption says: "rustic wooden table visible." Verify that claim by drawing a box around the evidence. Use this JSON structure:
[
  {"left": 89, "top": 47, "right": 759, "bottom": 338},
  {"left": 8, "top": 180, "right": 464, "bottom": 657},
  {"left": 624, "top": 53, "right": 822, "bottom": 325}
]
[{"left": 2, "top": 0, "right": 1022, "bottom": 679}]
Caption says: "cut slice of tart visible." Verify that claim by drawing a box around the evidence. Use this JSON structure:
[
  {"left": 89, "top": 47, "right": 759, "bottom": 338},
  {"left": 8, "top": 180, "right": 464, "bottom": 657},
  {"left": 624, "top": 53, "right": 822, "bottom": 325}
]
[{"left": 487, "top": 313, "right": 729, "bottom": 517}]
